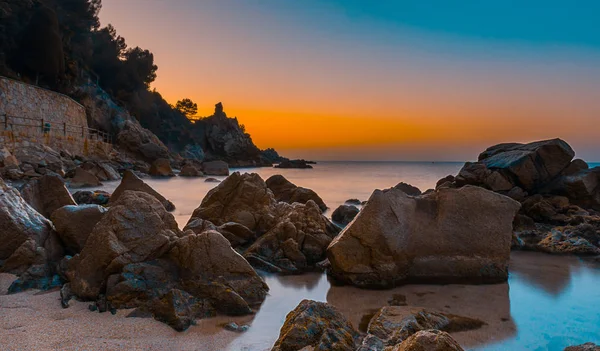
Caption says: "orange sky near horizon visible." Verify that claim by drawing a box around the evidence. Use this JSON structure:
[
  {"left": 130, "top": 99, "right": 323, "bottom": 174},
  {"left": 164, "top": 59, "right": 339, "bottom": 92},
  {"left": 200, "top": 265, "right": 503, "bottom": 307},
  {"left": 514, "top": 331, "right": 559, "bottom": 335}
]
[{"left": 99, "top": 1, "right": 600, "bottom": 161}]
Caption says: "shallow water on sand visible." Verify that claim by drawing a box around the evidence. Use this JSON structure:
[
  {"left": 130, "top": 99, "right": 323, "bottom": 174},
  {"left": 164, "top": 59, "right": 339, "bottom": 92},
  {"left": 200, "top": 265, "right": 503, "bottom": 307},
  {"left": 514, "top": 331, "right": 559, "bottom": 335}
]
[{"left": 81, "top": 162, "right": 600, "bottom": 350}]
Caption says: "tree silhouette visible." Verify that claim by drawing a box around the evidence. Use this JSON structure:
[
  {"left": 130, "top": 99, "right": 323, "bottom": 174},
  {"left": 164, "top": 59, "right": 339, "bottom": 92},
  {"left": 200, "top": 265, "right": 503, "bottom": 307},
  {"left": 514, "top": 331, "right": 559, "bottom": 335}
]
[{"left": 175, "top": 98, "right": 198, "bottom": 118}]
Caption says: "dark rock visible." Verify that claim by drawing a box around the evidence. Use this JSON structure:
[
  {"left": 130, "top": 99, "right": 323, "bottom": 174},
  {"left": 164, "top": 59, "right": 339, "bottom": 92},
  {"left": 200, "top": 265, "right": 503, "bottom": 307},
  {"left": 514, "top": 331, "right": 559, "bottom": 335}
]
[
  {"left": 73, "top": 190, "right": 111, "bottom": 205},
  {"left": 149, "top": 158, "right": 175, "bottom": 177},
  {"left": 116, "top": 120, "right": 171, "bottom": 161},
  {"left": 275, "top": 159, "right": 314, "bottom": 169},
  {"left": 345, "top": 199, "right": 362, "bottom": 205},
  {"left": 332, "top": 204, "right": 360, "bottom": 226},
  {"left": 81, "top": 161, "right": 121, "bottom": 181},
  {"left": 150, "top": 289, "right": 215, "bottom": 331},
  {"left": 266, "top": 174, "right": 327, "bottom": 212},
  {"left": 205, "top": 177, "right": 221, "bottom": 183},
  {"left": 180, "top": 164, "right": 203, "bottom": 177},
  {"left": 110, "top": 170, "right": 175, "bottom": 211},
  {"left": 394, "top": 182, "right": 422, "bottom": 196},
  {"left": 20, "top": 174, "right": 77, "bottom": 218},
  {"left": 565, "top": 343, "right": 600, "bottom": 351},
  {"left": 69, "top": 167, "right": 102, "bottom": 188},
  {"left": 51, "top": 205, "right": 108, "bottom": 254},
  {"left": 201, "top": 160, "right": 229, "bottom": 176},
  {"left": 271, "top": 300, "right": 359, "bottom": 351}
]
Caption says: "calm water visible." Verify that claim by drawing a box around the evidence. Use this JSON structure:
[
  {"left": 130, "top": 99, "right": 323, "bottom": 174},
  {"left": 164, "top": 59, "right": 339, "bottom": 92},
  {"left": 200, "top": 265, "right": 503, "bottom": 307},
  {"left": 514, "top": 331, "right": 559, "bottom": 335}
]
[{"left": 90, "top": 162, "right": 599, "bottom": 351}]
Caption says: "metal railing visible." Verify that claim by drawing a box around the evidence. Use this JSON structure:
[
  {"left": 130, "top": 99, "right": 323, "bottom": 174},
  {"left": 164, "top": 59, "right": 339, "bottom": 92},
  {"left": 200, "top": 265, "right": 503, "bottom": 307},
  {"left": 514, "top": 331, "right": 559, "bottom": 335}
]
[{"left": 0, "top": 114, "right": 112, "bottom": 144}]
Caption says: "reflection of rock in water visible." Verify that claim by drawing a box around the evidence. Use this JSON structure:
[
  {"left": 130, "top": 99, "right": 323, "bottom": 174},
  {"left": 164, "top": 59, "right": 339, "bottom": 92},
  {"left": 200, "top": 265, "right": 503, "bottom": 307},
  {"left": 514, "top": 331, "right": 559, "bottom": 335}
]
[
  {"left": 326, "top": 281, "right": 515, "bottom": 349},
  {"left": 509, "top": 251, "right": 580, "bottom": 296},
  {"left": 269, "top": 272, "right": 323, "bottom": 291}
]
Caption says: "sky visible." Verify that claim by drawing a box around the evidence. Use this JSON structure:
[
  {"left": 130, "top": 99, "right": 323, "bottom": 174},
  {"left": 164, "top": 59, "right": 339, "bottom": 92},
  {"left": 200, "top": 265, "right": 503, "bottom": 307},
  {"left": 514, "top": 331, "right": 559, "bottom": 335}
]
[{"left": 99, "top": 0, "right": 600, "bottom": 161}]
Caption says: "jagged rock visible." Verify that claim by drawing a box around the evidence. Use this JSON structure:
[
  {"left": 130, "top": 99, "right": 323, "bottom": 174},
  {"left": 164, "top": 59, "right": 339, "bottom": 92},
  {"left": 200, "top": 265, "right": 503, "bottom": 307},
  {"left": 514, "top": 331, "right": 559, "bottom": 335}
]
[
  {"left": 20, "top": 174, "right": 77, "bottom": 218},
  {"left": 271, "top": 300, "right": 359, "bottom": 351},
  {"left": 67, "top": 191, "right": 181, "bottom": 300},
  {"left": 537, "top": 226, "right": 600, "bottom": 255},
  {"left": 12, "top": 144, "right": 64, "bottom": 174},
  {"left": 394, "top": 182, "right": 422, "bottom": 196},
  {"left": 541, "top": 167, "right": 600, "bottom": 210},
  {"left": 51, "top": 205, "right": 108, "bottom": 254},
  {"left": 201, "top": 160, "right": 229, "bottom": 176},
  {"left": 0, "top": 178, "right": 63, "bottom": 290},
  {"left": 183, "top": 218, "right": 256, "bottom": 248},
  {"left": 150, "top": 289, "right": 215, "bottom": 331},
  {"left": 244, "top": 201, "right": 340, "bottom": 273},
  {"left": 69, "top": 167, "right": 102, "bottom": 188},
  {"left": 149, "top": 158, "right": 175, "bottom": 177},
  {"left": 345, "top": 199, "right": 362, "bottom": 206},
  {"left": 116, "top": 120, "right": 171, "bottom": 161},
  {"left": 81, "top": 161, "right": 121, "bottom": 181},
  {"left": 327, "top": 186, "right": 520, "bottom": 287},
  {"left": 188, "top": 172, "right": 277, "bottom": 233},
  {"left": 169, "top": 230, "right": 269, "bottom": 314},
  {"left": 275, "top": 159, "right": 314, "bottom": 169},
  {"left": 391, "top": 330, "right": 464, "bottom": 351},
  {"left": 261, "top": 148, "right": 284, "bottom": 164},
  {"left": 73, "top": 190, "right": 111, "bottom": 205},
  {"left": 0, "top": 147, "right": 19, "bottom": 168},
  {"left": 110, "top": 170, "right": 175, "bottom": 211},
  {"left": 436, "top": 175, "right": 455, "bottom": 189},
  {"left": 362, "top": 307, "right": 484, "bottom": 349},
  {"left": 266, "top": 174, "right": 327, "bottom": 212},
  {"left": 180, "top": 164, "right": 204, "bottom": 177},
  {"left": 332, "top": 204, "right": 360, "bottom": 226},
  {"left": 565, "top": 343, "right": 600, "bottom": 351}
]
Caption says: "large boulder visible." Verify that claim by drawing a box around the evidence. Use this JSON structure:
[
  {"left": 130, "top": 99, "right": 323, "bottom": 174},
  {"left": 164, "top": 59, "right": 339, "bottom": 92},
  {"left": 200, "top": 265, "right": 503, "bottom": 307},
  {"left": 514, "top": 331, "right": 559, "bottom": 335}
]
[
  {"left": 327, "top": 186, "right": 521, "bottom": 287},
  {"left": 80, "top": 161, "right": 121, "bottom": 181},
  {"left": 20, "top": 174, "right": 77, "bottom": 218},
  {"left": 188, "top": 172, "right": 277, "bottom": 233},
  {"left": 0, "top": 178, "right": 63, "bottom": 291},
  {"left": 244, "top": 201, "right": 340, "bottom": 273},
  {"left": 271, "top": 300, "right": 359, "bottom": 351},
  {"left": 110, "top": 170, "right": 175, "bottom": 211},
  {"left": 67, "top": 191, "right": 181, "bottom": 300},
  {"left": 392, "top": 330, "right": 464, "bottom": 351},
  {"left": 69, "top": 167, "right": 102, "bottom": 188},
  {"left": 476, "top": 138, "right": 575, "bottom": 191},
  {"left": 201, "top": 160, "right": 229, "bottom": 176},
  {"left": 73, "top": 190, "right": 111, "bottom": 205},
  {"left": 169, "top": 230, "right": 269, "bottom": 314},
  {"left": 179, "top": 164, "right": 203, "bottom": 177},
  {"left": 149, "top": 158, "right": 175, "bottom": 177},
  {"left": 116, "top": 120, "right": 171, "bottom": 161},
  {"left": 50, "top": 205, "right": 108, "bottom": 254},
  {"left": 332, "top": 204, "right": 360, "bottom": 226},
  {"left": 266, "top": 175, "right": 327, "bottom": 212}
]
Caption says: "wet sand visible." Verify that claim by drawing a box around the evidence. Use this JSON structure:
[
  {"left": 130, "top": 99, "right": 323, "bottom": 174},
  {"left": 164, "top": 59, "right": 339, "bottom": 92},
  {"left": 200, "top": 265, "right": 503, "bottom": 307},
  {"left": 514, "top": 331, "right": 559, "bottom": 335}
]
[{"left": 1, "top": 252, "right": 598, "bottom": 351}]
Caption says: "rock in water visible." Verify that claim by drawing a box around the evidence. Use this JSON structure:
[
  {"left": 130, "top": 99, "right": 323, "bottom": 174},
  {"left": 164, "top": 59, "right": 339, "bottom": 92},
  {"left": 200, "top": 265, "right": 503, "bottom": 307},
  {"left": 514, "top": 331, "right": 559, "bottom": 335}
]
[
  {"left": 201, "top": 160, "right": 229, "bottom": 176},
  {"left": 180, "top": 164, "right": 204, "bottom": 177},
  {"left": 327, "top": 186, "right": 520, "bottom": 287},
  {"left": 69, "top": 167, "right": 103, "bottom": 188},
  {"left": 271, "top": 299, "right": 359, "bottom": 351},
  {"left": 394, "top": 182, "right": 422, "bottom": 196},
  {"left": 149, "top": 158, "right": 175, "bottom": 177},
  {"left": 266, "top": 174, "right": 327, "bottom": 212},
  {"left": 188, "top": 172, "right": 277, "bottom": 233},
  {"left": 565, "top": 343, "right": 600, "bottom": 351},
  {"left": 67, "top": 191, "right": 181, "bottom": 300},
  {"left": 51, "top": 205, "right": 108, "bottom": 254},
  {"left": 20, "top": 174, "right": 77, "bottom": 218},
  {"left": 392, "top": 330, "right": 464, "bottom": 351},
  {"left": 332, "top": 204, "right": 360, "bottom": 226},
  {"left": 110, "top": 170, "right": 175, "bottom": 211},
  {"left": 73, "top": 190, "right": 111, "bottom": 205}
]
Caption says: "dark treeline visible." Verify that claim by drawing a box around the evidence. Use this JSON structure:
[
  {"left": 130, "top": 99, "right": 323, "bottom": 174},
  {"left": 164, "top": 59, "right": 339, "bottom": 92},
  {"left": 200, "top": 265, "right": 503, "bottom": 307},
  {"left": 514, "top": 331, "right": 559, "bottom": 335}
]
[{"left": 0, "top": 0, "right": 199, "bottom": 150}]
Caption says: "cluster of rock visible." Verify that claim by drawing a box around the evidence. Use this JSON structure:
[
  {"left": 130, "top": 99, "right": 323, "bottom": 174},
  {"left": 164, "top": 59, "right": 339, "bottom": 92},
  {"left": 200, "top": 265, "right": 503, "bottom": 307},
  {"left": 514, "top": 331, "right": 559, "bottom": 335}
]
[
  {"left": 271, "top": 299, "right": 481, "bottom": 351},
  {"left": 185, "top": 172, "right": 339, "bottom": 274},
  {"left": 275, "top": 159, "right": 316, "bottom": 169},
  {"left": 435, "top": 139, "right": 600, "bottom": 257}
]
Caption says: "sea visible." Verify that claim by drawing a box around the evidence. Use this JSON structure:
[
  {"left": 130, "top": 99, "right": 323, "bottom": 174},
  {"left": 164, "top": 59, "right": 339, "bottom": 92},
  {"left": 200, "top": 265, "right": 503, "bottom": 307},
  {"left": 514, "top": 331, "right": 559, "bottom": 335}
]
[{"left": 90, "top": 161, "right": 600, "bottom": 351}]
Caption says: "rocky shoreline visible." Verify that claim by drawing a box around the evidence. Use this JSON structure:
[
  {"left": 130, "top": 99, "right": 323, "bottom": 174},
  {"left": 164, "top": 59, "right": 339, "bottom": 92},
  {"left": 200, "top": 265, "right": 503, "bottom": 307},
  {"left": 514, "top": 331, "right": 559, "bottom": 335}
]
[{"left": 1, "top": 138, "right": 599, "bottom": 350}]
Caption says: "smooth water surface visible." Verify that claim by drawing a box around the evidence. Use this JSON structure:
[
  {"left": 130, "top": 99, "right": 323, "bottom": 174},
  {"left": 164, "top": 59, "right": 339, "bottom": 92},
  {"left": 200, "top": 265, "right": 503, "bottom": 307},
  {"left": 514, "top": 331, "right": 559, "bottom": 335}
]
[{"left": 89, "top": 161, "right": 599, "bottom": 350}]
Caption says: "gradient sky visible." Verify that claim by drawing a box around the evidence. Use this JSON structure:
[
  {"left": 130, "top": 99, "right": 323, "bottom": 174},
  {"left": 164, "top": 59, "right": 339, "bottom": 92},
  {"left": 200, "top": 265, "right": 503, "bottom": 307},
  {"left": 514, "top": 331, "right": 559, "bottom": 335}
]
[{"left": 99, "top": 0, "right": 600, "bottom": 161}]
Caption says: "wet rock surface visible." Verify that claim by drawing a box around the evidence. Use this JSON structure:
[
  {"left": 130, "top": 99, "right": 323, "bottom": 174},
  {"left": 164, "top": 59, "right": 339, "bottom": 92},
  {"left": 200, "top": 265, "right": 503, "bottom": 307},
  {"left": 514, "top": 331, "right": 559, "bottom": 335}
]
[
  {"left": 332, "top": 204, "right": 360, "bottom": 226},
  {"left": 110, "top": 170, "right": 175, "bottom": 211}
]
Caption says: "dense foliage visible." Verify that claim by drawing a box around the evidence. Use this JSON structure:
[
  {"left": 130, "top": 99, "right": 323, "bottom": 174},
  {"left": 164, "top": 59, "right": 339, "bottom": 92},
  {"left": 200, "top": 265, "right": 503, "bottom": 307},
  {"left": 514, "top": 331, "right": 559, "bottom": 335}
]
[{"left": 0, "top": 0, "right": 198, "bottom": 152}]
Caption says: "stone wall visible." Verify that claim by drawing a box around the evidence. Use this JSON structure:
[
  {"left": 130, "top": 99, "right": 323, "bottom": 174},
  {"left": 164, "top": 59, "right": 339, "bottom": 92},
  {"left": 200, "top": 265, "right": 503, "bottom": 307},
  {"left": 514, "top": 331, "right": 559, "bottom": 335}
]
[{"left": 0, "top": 76, "right": 111, "bottom": 157}]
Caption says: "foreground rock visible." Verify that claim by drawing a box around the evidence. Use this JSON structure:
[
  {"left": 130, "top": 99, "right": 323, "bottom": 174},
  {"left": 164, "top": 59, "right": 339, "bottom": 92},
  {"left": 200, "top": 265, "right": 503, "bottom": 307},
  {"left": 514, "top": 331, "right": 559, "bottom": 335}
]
[
  {"left": 266, "top": 174, "right": 327, "bottom": 212},
  {"left": 50, "top": 205, "right": 108, "bottom": 254},
  {"left": 0, "top": 178, "right": 63, "bottom": 291},
  {"left": 67, "top": 191, "right": 181, "bottom": 300},
  {"left": 332, "top": 204, "right": 360, "bottom": 226},
  {"left": 327, "top": 186, "right": 520, "bottom": 287},
  {"left": 565, "top": 343, "right": 600, "bottom": 351},
  {"left": 188, "top": 172, "right": 339, "bottom": 272},
  {"left": 20, "top": 174, "right": 77, "bottom": 218},
  {"left": 361, "top": 306, "right": 483, "bottom": 350},
  {"left": 110, "top": 170, "right": 175, "bottom": 211},
  {"left": 393, "top": 330, "right": 464, "bottom": 351},
  {"left": 73, "top": 190, "right": 111, "bottom": 205},
  {"left": 271, "top": 299, "right": 359, "bottom": 351}
]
